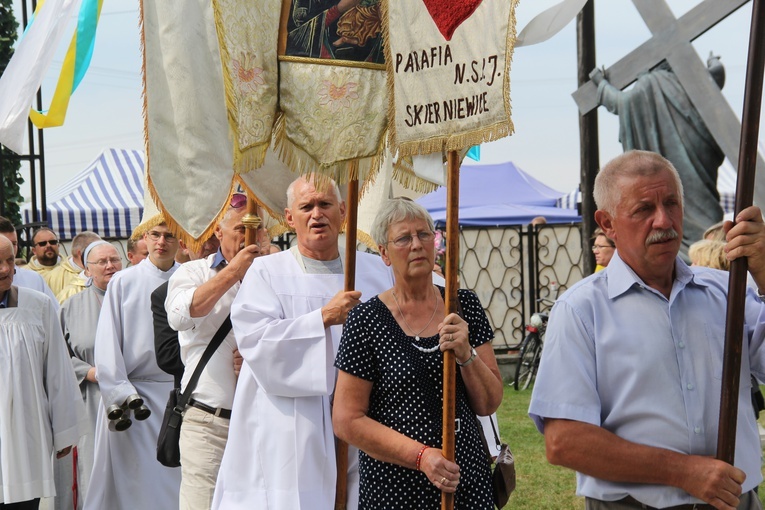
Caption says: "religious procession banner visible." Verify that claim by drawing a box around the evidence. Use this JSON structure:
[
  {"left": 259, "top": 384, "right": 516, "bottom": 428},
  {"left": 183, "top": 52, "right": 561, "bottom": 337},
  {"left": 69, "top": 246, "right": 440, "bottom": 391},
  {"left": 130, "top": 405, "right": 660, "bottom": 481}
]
[
  {"left": 273, "top": 0, "right": 390, "bottom": 186},
  {"left": 211, "top": 0, "right": 279, "bottom": 172},
  {"left": 141, "top": 0, "right": 295, "bottom": 249},
  {"left": 384, "top": 0, "right": 519, "bottom": 157}
]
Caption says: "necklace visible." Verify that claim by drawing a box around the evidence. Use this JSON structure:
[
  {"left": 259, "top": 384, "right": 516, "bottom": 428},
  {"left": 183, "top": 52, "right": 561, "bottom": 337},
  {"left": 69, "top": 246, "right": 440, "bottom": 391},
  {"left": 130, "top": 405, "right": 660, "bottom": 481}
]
[{"left": 392, "top": 285, "right": 438, "bottom": 342}]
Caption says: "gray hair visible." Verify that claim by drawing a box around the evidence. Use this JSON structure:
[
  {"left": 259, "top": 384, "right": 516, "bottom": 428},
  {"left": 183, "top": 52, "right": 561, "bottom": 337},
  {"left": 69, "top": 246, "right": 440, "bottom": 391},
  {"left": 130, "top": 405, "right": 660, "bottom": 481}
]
[
  {"left": 594, "top": 150, "right": 684, "bottom": 215},
  {"left": 371, "top": 198, "right": 435, "bottom": 247},
  {"left": 286, "top": 175, "right": 342, "bottom": 208}
]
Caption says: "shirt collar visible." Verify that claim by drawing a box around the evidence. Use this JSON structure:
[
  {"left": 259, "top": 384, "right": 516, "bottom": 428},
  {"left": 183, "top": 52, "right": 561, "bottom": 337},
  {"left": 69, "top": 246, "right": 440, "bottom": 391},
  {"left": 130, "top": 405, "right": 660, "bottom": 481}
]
[
  {"left": 0, "top": 289, "right": 8, "bottom": 308},
  {"left": 210, "top": 249, "right": 227, "bottom": 269},
  {"left": 605, "top": 250, "right": 699, "bottom": 300}
]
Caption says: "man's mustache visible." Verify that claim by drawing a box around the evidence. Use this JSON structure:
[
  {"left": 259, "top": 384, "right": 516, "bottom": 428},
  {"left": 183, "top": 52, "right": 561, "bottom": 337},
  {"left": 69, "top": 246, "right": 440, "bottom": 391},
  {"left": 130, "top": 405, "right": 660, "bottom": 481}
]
[{"left": 646, "top": 228, "right": 679, "bottom": 246}]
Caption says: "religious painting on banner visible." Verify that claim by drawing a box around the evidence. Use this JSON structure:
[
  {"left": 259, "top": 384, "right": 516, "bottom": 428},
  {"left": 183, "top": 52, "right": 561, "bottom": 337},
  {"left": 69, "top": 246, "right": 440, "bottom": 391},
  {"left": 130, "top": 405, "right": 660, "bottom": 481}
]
[
  {"left": 284, "top": 0, "right": 384, "bottom": 63},
  {"left": 275, "top": 0, "right": 389, "bottom": 184},
  {"left": 384, "top": 0, "right": 519, "bottom": 157}
]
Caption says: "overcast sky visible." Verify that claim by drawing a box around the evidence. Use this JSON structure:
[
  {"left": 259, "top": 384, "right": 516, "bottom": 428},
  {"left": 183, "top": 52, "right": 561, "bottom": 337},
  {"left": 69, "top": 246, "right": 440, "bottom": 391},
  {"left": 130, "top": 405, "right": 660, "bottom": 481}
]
[{"left": 9, "top": 0, "right": 762, "bottom": 201}]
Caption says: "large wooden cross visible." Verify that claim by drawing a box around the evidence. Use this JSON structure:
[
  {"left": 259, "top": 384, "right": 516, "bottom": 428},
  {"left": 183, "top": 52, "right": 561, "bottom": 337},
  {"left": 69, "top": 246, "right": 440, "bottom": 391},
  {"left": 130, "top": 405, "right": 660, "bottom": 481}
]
[{"left": 573, "top": 0, "right": 765, "bottom": 204}]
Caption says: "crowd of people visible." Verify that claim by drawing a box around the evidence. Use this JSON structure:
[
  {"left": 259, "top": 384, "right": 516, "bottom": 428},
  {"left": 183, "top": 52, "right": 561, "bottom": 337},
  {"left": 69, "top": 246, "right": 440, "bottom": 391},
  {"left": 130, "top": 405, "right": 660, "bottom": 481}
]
[{"left": 3, "top": 150, "right": 765, "bottom": 510}]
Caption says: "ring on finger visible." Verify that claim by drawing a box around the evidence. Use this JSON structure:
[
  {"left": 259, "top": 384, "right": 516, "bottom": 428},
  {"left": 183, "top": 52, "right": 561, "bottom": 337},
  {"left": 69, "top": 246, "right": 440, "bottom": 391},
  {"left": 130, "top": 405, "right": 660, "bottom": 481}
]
[
  {"left": 440, "top": 476, "right": 447, "bottom": 485},
  {"left": 449, "top": 334, "right": 453, "bottom": 342}
]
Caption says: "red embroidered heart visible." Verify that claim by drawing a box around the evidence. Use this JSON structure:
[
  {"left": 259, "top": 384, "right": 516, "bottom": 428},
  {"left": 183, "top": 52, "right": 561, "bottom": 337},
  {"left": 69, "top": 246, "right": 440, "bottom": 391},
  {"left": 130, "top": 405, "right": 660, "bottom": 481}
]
[{"left": 421, "top": 0, "right": 483, "bottom": 41}]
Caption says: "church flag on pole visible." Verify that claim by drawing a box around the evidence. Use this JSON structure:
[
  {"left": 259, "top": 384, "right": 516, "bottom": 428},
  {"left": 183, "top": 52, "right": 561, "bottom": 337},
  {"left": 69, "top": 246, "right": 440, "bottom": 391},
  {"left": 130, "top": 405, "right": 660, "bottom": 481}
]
[{"left": 383, "top": 0, "right": 519, "bottom": 157}]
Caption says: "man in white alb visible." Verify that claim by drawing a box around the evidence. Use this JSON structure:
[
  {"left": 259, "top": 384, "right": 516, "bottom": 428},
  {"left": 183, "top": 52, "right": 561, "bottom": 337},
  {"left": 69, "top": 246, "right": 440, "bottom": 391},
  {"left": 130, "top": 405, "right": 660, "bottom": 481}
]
[
  {"left": 212, "top": 176, "right": 395, "bottom": 510},
  {"left": 0, "top": 235, "right": 87, "bottom": 510},
  {"left": 83, "top": 223, "right": 182, "bottom": 510}
]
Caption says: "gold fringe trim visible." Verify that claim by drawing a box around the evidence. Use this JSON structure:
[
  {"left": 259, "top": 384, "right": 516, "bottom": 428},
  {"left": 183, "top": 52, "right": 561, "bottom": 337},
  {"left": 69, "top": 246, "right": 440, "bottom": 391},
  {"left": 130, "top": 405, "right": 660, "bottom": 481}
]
[
  {"left": 502, "top": 0, "right": 520, "bottom": 132},
  {"left": 380, "top": 0, "right": 398, "bottom": 161},
  {"left": 211, "top": 0, "right": 269, "bottom": 174},
  {"left": 381, "top": 0, "right": 519, "bottom": 158},
  {"left": 397, "top": 121, "right": 513, "bottom": 159},
  {"left": 279, "top": 54, "right": 385, "bottom": 71},
  {"left": 233, "top": 144, "right": 268, "bottom": 174},
  {"left": 138, "top": 0, "right": 151, "bottom": 209},
  {"left": 356, "top": 229, "right": 379, "bottom": 253},
  {"left": 272, "top": 113, "right": 386, "bottom": 189}
]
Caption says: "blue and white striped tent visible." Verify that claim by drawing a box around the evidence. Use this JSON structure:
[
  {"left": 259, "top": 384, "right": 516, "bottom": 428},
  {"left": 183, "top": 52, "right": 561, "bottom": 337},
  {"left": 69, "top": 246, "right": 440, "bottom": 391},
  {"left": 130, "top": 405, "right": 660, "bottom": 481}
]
[{"left": 22, "top": 148, "right": 145, "bottom": 240}]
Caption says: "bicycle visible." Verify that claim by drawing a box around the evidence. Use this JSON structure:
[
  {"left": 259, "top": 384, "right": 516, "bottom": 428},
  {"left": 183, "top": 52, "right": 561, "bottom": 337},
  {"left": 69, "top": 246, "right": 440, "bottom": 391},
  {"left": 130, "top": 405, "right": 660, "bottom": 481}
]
[{"left": 513, "top": 297, "right": 554, "bottom": 391}]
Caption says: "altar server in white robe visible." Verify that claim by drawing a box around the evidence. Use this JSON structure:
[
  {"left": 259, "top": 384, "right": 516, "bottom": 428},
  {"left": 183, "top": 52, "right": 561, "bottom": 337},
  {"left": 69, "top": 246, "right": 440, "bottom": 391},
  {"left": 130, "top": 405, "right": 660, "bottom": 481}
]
[
  {"left": 0, "top": 236, "right": 87, "bottom": 510},
  {"left": 212, "top": 176, "right": 394, "bottom": 510},
  {"left": 84, "top": 224, "right": 181, "bottom": 510}
]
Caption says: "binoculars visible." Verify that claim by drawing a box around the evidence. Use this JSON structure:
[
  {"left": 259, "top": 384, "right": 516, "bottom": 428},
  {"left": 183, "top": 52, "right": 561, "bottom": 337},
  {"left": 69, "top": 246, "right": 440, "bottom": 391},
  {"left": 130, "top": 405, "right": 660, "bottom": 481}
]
[{"left": 106, "top": 394, "right": 151, "bottom": 431}]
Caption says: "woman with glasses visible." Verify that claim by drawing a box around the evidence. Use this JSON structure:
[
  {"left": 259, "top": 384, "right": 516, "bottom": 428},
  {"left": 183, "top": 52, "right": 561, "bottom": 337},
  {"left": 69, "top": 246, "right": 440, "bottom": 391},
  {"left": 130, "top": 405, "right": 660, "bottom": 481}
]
[
  {"left": 591, "top": 227, "right": 616, "bottom": 271},
  {"left": 332, "top": 199, "right": 503, "bottom": 509},
  {"left": 59, "top": 241, "right": 123, "bottom": 508}
]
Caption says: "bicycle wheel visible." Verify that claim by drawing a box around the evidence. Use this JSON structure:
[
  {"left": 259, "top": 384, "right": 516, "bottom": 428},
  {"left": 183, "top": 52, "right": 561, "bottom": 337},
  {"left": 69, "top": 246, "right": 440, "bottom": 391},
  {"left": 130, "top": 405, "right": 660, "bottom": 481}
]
[
  {"left": 514, "top": 334, "right": 540, "bottom": 391},
  {"left": 527, "top": 340, "right": 543, "bottom": 390}
]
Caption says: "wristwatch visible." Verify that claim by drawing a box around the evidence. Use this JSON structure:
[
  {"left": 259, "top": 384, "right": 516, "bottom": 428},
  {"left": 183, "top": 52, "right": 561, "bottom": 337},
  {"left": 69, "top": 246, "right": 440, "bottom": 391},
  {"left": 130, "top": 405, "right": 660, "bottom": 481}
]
[{"left": 456, "top": 347, "right": 477, "bottom": 367}]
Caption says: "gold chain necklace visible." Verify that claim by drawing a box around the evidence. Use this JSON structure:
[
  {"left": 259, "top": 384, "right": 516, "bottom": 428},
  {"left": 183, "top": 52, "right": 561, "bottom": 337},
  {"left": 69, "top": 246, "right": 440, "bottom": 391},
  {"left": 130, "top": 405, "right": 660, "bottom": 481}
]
[{"left": 392, "top": 285, "right": 438, "bottom": 342}]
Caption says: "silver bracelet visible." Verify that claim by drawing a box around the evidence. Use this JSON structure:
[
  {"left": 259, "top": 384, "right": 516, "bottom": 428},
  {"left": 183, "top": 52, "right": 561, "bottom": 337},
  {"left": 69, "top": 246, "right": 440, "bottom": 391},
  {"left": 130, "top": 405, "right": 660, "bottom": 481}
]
[{"left": 456, "top": 347, "right": 477, "bottom": 367}]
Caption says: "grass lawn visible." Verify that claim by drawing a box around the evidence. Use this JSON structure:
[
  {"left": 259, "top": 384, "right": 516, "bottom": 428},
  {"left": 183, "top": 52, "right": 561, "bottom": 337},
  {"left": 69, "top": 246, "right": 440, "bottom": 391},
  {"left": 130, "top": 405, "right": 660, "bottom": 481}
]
[
  {"left": 497, "top": 385, "right": 582, "bottom": 508},
  {"left": 497, "top": 385, "right": 765, "bottom": 508}
]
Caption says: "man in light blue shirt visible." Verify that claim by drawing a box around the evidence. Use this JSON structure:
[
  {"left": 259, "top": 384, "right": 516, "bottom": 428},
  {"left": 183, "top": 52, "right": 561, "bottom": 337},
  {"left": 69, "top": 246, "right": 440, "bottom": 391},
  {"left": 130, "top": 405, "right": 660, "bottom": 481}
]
[{"left": 530, "top": 150, "right": 765, "bottom": 510}]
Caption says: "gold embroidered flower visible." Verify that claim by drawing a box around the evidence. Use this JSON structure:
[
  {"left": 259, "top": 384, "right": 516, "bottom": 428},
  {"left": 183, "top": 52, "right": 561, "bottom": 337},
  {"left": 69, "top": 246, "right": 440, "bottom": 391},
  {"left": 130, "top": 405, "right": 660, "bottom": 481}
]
[{"left": 317, "top": 79, "right": 359, "bottom": 111}]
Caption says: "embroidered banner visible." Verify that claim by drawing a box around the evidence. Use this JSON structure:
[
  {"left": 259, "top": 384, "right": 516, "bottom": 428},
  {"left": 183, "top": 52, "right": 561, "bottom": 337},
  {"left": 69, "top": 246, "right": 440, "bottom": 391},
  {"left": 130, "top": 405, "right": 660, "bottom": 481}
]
[
  {"left": 384, "top": 0, "right": 519, "bottom": 157},
  {"left": 274, "top": 0, "right": 389, "bottom": 185},
  {"left": 211, "top": 0, "right": 279, "bottom": 172},
  {"left": 141, "top": 0, "right": 297, "bottom": 250}
]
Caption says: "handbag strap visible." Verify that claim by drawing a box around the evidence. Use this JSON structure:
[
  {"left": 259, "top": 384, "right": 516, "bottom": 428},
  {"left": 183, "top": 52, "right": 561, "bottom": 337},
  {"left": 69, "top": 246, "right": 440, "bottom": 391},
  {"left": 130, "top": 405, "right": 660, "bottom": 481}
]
[
  {"left": 453, "top": 291, "right": 503, "bottom": 451},
  {"left": 487, "top": 414, "right": 502, "bottom": 447},
  {"left": 176, "top": 315, "right": 232, "bottom": 409},
  {"left": 457, "top": 294, "right": 502, "bottom": 453}
]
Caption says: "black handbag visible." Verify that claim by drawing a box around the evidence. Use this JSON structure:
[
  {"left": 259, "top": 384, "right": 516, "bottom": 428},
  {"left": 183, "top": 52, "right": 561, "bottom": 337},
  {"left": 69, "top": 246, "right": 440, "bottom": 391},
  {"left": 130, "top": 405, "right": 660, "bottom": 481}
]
[
  {"left": 477, "top": 415, "right": 516, "bottom": 509},
  {"left": 156, "top": 315, "right": 232, "bottom": 467}
]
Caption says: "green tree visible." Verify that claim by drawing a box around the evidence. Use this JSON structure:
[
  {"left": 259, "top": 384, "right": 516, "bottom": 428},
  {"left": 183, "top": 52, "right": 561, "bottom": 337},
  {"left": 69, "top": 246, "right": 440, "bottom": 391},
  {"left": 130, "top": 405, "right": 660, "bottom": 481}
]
[{"left": 0, "top": 0, "right": 22, "bottom": 226}]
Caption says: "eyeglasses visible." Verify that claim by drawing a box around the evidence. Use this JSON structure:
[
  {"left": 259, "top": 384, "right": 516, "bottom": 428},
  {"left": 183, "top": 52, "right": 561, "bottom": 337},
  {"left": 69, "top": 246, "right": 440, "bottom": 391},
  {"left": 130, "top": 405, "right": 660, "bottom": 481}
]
[
  {"left": 87, "top": 257, "right": 122, "bottom": 267},
  {"left": 387, "top": 231, "right": 435, "bottom": 248},
  {"left": 34, "top": 239, "right": 59, "bottom": 247},
  {"left": 230, "top": 194, "right": 247, "bottom": 209},
  {"left": 592, "top": 244, "right": 614, "bottom": 252},
  {"left": 147, "top": 231, "right": 177, "bottom": 242}
]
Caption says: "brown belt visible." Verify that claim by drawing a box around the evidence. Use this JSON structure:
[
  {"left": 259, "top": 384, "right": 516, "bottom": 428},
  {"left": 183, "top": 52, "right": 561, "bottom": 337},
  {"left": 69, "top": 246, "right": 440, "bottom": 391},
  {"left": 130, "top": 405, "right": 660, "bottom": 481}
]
[{"left": 187, "top": 398, "right": 231, "bottom": 419}]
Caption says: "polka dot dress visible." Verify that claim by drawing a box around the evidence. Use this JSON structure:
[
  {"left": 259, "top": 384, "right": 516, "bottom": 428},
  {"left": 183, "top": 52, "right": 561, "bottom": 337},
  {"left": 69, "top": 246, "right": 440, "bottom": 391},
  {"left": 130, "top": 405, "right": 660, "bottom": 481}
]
[{"left": 335, "top": 287, "right": 495, "bottom": 510}]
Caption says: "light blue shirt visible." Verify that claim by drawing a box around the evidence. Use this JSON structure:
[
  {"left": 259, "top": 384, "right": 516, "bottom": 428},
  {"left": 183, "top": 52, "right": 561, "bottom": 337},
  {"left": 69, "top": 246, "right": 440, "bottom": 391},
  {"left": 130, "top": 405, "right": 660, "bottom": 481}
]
[{"left": 529, "top": 251, "right": 765, "bottom": 508}]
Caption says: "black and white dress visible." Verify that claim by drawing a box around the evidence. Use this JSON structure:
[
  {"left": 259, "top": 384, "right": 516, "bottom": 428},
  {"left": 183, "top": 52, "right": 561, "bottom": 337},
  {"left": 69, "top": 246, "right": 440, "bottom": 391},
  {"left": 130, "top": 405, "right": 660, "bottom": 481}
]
[{"left": 335, "top": 287, "right": 494, "bottom": 510}]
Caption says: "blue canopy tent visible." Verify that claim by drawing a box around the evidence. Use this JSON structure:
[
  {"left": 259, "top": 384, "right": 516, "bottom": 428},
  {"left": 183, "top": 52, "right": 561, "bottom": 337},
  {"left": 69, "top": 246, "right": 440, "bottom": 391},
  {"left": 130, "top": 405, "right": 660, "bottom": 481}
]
[
  {"left": 417, "top": 161, "right": 581, "bottom": 226},
  {"left": 21, "top": 148, "right": 145, "bottom": 240}
]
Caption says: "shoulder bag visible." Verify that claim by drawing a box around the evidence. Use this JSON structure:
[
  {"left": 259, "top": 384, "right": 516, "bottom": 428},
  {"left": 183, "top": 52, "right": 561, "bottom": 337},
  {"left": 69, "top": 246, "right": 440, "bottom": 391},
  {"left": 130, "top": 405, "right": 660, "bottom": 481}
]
[
  {"left": 454, "top": 292, "right": 516, "bottom": 508},
  {"left": 156, "top": 315, "right": 232, "bottom": 467}
]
